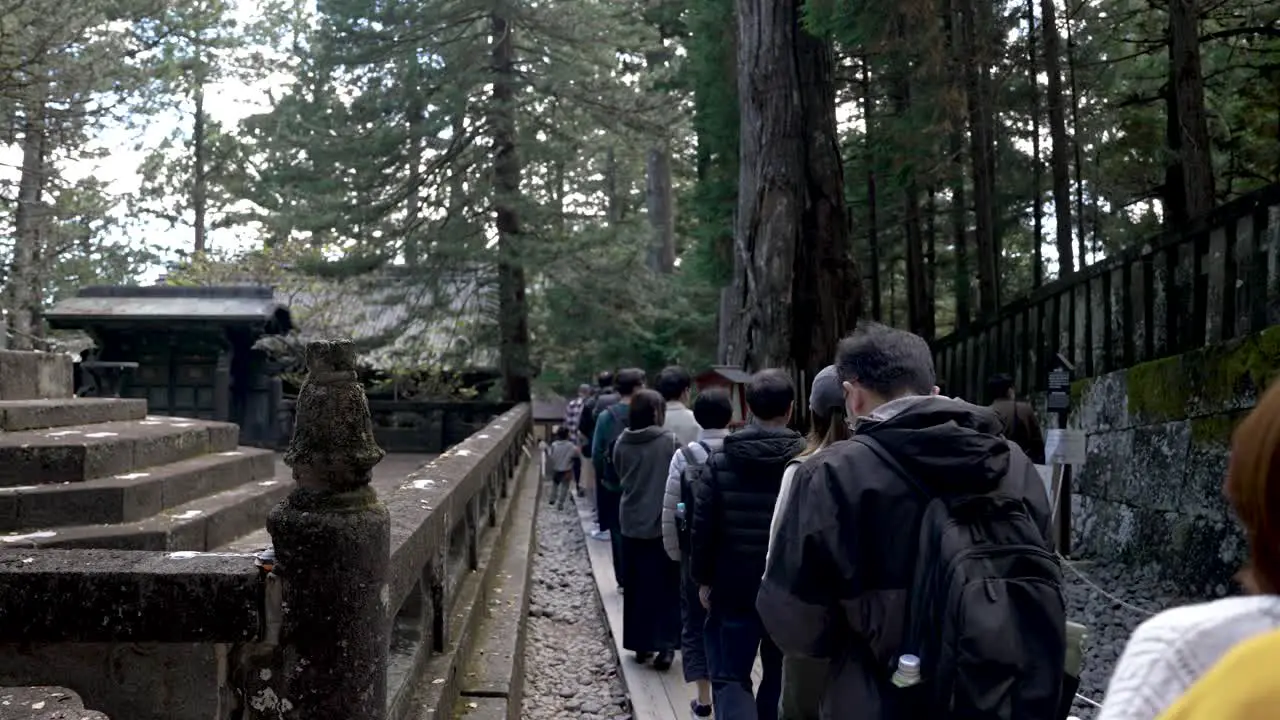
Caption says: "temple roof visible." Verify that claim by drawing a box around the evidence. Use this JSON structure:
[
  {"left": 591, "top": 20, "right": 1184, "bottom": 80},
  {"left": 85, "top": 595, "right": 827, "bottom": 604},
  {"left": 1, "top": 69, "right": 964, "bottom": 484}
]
[{"left": 45, "top": 286, "right": 293, "bottom": 334}]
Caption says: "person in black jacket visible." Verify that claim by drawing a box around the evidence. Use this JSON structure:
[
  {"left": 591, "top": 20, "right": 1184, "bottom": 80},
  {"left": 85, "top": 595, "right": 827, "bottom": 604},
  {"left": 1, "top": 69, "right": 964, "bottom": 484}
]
[
  {"left": 757, "top": 323, "right": 1054, "bottom": 719},
  {"left": 691, "top": 369, "right": 805, "bottom": 720}
]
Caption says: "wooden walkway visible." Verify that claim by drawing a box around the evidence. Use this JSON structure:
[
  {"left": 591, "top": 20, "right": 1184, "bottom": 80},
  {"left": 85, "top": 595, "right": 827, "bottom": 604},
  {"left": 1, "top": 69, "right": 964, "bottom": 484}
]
[{"left": 574, "top": 467, "right": 762, "bottom": 720}]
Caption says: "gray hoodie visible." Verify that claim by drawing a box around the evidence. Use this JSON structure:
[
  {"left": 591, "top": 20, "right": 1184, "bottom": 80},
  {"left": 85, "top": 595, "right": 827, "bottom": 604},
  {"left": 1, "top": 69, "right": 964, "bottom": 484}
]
[{"left": 612, "top": 425, "right": 678, "bottom": 539}]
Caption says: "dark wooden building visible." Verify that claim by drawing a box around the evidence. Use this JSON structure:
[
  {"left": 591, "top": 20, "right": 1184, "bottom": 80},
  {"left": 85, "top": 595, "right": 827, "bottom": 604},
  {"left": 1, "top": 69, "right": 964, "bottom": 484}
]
[{"left": 46, "top": 285, "right": 293, "bottom": 447}]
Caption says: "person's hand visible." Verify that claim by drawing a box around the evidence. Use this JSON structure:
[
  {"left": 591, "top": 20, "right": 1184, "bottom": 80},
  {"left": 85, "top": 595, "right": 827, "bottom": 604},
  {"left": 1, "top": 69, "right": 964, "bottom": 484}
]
[{"left": 699, "top": 585, "right": 711, "bottom": 610}]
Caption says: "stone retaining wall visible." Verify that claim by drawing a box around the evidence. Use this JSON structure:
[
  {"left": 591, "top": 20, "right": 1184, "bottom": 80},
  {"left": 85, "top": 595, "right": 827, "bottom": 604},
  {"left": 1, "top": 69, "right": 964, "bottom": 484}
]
[{"left": 1058, "top": 326, "right": 1280, "bottom": 593}]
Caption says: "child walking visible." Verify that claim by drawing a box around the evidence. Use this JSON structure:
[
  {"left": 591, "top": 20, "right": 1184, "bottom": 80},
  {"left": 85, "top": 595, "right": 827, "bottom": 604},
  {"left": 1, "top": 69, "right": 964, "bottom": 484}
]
[{"left": 546, "top": 426, "right": 580, "bottom": 510}]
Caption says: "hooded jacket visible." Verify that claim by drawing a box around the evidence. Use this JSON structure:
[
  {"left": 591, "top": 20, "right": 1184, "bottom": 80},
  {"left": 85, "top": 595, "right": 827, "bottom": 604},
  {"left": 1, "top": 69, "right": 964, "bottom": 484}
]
[
  {"left": 613, "top": 425, "right": 679, "bottom": 539},
  {"left": 757, "top": 395, "right": 1052, "bottom": 719},
  {"left": 690, "top": 422, "right": 805, "bottom": 609}
]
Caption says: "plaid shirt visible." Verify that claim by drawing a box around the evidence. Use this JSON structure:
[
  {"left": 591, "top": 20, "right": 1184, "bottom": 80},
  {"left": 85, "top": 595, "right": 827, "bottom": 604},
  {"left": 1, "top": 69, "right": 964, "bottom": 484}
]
[{"left": 563, "top": 397, "right": 586, "bottom": 441}]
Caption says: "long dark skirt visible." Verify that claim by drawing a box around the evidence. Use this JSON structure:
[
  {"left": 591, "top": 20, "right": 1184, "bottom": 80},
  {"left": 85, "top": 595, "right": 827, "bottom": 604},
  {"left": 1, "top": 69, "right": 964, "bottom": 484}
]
[{"left": 620, "top": 535, "right": 681, "bottom": 654}]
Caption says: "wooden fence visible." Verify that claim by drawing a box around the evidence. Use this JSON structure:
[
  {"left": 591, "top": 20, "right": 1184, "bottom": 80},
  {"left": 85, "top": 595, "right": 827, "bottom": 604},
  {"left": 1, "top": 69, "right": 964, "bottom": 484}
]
[{"left": 932, "top": 183, "right": 1280, "bottom": 403}]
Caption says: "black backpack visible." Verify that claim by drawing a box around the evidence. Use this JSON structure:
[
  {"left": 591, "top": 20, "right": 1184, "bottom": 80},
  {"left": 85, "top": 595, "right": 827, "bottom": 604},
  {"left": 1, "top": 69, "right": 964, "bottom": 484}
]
[
  {"left": 599, "top": 404, "right": 628, "bottom": 490},
  {"left": 853, "top": 435, "right": 1066, "bottom": 720},
  {"left": 578, "top": 395, "right": 599, "bottom": 457},
  {"left": 675, "top": 441, "right": 711, "bottom": 550}
]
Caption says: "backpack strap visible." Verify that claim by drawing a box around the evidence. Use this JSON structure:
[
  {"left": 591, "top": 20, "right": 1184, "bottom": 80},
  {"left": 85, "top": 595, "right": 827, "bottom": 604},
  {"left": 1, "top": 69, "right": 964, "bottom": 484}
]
[{"left": 680, "top": 445, "right": 699, "bottom": 466}]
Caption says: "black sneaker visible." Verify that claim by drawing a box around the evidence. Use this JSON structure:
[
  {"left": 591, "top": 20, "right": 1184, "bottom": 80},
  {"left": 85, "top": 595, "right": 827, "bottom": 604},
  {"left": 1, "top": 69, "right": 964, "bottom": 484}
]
[
  {"left": 653, "top": 650, "right": 674, "bottom": 671},
  {"left": 690, "top": 700, "right": 712, "bottom": 718},
  {"left": 634, "top": 651, "right": 652, "bottom": 664}
]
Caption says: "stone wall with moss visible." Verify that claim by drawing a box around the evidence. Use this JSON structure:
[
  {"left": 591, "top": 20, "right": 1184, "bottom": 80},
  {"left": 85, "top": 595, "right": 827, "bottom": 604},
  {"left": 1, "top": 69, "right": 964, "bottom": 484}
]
[{"left": 1043, "top": 325, "right": 1280, "bottom": 594}]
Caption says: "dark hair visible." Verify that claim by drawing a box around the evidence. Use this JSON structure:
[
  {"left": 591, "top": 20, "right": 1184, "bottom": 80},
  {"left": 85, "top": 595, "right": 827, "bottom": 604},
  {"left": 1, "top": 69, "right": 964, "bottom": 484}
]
[
  {"left": 692, "top": 388, "right": 733, "bottom": 430},
  {"left": 615, "top": 368, "right": 646, "bottom": 396},
  {"left": 655, "top": 366, "right": 692, "bottom": 402},
  {"left": 596, "top": 370, "right": 614, "bottom": 388},
  {"left": 987, "top": 373, "right": 1015, "bottom": 404},
  {"left": 804, "top": 405, "right": 850, "bottom": 456},
  {"left": 835, "top": 322, "right": 936, "bottom": 398},
  {"left": 628, "top": 389, "right": 666, "bottom": 430},
  {"left": 746, "top": 369, "right": 794, "bottom": 421},
  {"left": 554, "top": 425, "right": 570, "bottom": 440}
]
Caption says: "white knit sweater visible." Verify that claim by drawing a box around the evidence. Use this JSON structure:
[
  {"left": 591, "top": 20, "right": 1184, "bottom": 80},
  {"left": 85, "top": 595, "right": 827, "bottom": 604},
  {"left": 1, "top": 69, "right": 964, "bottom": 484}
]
[{"left": 1096, "top": 594, "right": 1280, "bottom": 720}]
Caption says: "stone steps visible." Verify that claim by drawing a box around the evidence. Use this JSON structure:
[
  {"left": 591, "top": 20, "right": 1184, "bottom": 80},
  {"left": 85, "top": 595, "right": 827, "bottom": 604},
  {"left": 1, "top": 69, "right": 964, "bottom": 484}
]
[
  {"left": 0, "top": 686, "right": 108, "bottom": 719},
  {"left": 0, "top": 398, "right": 147, "bottom": 432},
  {"left": 0, "top": 462, "right": 291, "bottom": 552},
  {"left": 0, "top": 416, "right": 238, "bottom": 487},
  {"left": 0, "top": 448, "right": 276, "bottom": 531}
]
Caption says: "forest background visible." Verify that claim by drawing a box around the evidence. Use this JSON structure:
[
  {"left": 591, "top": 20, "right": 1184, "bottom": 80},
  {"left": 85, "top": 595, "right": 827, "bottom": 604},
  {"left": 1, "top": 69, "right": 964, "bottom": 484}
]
[{"left": 0, "top": 0, "right": 1275, "bottom": 401}]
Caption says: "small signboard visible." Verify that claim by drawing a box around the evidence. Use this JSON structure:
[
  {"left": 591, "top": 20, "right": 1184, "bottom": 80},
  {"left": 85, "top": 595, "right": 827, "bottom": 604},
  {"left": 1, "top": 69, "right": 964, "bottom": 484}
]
[
  {"left": 1045, "top": 428, "right": 1087, "bottom": 466},
  {"left": 1046, "top": 366, "right": 1072, "bottom": 412}
]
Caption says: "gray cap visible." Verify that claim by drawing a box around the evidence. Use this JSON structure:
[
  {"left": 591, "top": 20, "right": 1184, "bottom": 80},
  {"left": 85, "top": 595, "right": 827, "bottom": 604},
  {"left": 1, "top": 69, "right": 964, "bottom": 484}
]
[
  {"left": 809, "top": 365, "right": 844, "bottom": 415},
  {"left": 578, "top": 384, "right": 592, "bottom": 394}
]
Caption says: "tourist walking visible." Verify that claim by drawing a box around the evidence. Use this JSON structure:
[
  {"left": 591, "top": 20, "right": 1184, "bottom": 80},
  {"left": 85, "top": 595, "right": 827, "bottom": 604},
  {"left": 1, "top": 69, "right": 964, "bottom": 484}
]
[
  {"left": 692, "top": 369, "right": 804, "bottom": 720},
  {"left": 658, "top": 365, "right": 702, "bottom": 447},
  {"left": 661, "top": 388, "right": 734, "bottom": 719},
  {"left": 581, "top": 370, "right": 619, "bottom": 539},
  {"left": 1097, "top": 379, "right": 1280, "bottom": 720},
  {"left": 591, "top": 368, "right": 645, "bottom": 588},
  {"left": 1153, "top": 627, "right": 1280, "bottom": 719},
  {"left": 563, "top": 383, "right": 591, "bottom": 495},
  {"left": 987, "top": 372, "right": 1046, "bottom": 464},
  {"left": 612, "top": 388, "right": 681, "bottom": 670},
  {"left": 760, "top": 323, "right": 1063, "bottom": 719},
  {"left": 545, "top": 426, "right": 579, "bottom": 511},
  {"left": 764, "top": 365, "right": 848, "bottom": 720}
]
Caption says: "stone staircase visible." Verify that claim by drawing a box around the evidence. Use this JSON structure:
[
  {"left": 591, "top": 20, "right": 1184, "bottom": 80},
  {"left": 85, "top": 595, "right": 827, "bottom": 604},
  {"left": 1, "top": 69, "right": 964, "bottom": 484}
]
[{"left": 0, "top": 351, "right": 286, "bottom": 552}]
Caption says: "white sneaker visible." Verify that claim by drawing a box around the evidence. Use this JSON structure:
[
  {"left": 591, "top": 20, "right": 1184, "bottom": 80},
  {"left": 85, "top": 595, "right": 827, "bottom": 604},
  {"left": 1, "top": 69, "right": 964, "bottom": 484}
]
[{"left": 590, "top": 529, "right": 610, "bottom": 541}]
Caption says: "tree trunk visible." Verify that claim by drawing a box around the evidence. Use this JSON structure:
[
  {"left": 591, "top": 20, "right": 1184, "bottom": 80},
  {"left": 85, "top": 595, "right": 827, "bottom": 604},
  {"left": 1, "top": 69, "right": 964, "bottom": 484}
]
[
  {"left": 726, "top": 0, "right": 858, "bottom": 378},
  {"left": 943, "top": 0, "right": 971, "bottom": 330},
  {"left": 925, "top": 186, "right": 938, "bottom": 340},
  {"left": 1066, "top": 7, "right": 1086, "bottom": 266},
  {"left": 604, "top": 147, "right": 621, "bottom": 226},
  {"left": 1027, "top": 0, "right": 1043, "bottom": 288},
  {"left": 645, "top": 144, "right": 676, "bottom": 272},
  {"left": 889, "top": 19, "right": 929, "bottom": 339},
  {"left": 7, "top": 95, "right": 47, "bottom": 351},
  {"left": 1040, "top": 0, "right": 1073, "bottom": 276},
  {"left": 960, "top": 0, "right": 998, "bottom": 315},
  {"left": 490, "top": 9, "right": 531, "bottom": 403},
  {"left": 1168, "top": 0, "right": 1214, "bottom": 220},
  {"left": 861, "top": 57, "right": 882, "bottom": 322},
  {"left": 404, "top": 61, "right": 425, "bottom": 266},
  {"left": 192, "top": 80, "right": 208, "bottom": 257}
]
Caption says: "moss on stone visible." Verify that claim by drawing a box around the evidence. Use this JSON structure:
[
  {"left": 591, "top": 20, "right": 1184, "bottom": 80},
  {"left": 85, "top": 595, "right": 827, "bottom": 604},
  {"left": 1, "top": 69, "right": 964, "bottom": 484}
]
[
  {"left": 1189, "top": 414, "right": 1237, "bottom": 448},
  {"left": 1069, "top": 377, "right": 1093, "bottom": 408},
  {"left": 1127, "top": 325, "right": 1280, "bottom": 424},
  {"left": 1125, "top": 355, "right": 1187, "bottom": 424}
]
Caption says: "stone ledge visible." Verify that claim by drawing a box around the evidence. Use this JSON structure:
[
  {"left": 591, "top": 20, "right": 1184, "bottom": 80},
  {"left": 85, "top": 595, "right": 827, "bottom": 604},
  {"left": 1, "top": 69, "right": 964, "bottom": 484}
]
[
  {"left": 386, "top": 406, "right": 529, "bottom": 621},
  {"left": 458, "top": 447, "right": 539, "bottom": 720},
  {"left": 0, "top": 352, "right": 72, "bottom": 402},
  {"left": 0, "top": 399, "right": 147, "bottom": 432},
  {"left": 394, "top": 456, "right": 533, "bottom": 720},
  {"left": 0, "top": 549, "right": 261, "bottom": 643},
  {"left": 0, "top": 686, "right": 107, "bottom": 719}
]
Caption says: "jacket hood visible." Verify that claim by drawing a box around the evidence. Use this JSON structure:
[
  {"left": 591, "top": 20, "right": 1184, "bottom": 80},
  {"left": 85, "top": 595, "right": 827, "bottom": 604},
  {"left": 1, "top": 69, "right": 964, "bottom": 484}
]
[
  {"left": 857, "top": 395, "right": 1011, "bottom": 493},
  {"left": 617, "top": 425, "right": 671, "bottom": 445},
  {"left": 723, "top": 423, "right": 805, "bottom": 466}
]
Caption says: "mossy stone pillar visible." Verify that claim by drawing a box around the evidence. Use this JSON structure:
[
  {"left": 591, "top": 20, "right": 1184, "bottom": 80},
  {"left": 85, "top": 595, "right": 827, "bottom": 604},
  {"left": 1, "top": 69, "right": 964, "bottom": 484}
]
[{"left": 268, "top": 339, "right": 389, "bottom": 720}]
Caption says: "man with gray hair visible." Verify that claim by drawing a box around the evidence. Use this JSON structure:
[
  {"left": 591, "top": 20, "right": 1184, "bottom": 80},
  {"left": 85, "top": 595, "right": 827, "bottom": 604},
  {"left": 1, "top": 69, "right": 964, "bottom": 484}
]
[{"left": 758, "top": 322, "right": 1063, "bottom": 720}]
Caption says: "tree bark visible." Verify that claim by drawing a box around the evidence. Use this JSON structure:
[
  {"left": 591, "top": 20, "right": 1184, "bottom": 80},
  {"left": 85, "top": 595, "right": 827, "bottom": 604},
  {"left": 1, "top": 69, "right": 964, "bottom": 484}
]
[
  {"left": 861, "top": 57, "right": 882, "bottom": 322},
  {"left": 645, "top": 144, "right": 676, "bottom": 272},
  {"left": 192, "top": 79, "right": 208, "bottom": 257},
  {"left": 490, "top": 9, "right": 531, "bottom": 403},
  {"left": 943, "top": 0, "right": 971, "bottom": 330},
  {"left": 7, "top": 94, "right": 47, "bottom": 351},
  {"left": 725, "top": 0, "right": 858, "bottom": 378},
  {"left": 1040, "top": 0, "right": 1073, "bottom": 276},
  {"left": 1168, "top": 0, "right": 1214, "bottom": 220},
  {"left": 889, "top": 16, "right": 930, "bottom": 340},
  {"left": 1066, "top": 7, "right": 1087, "bottom": 266},
  {"left": 1027, "top": 0, "right": 1043, "bottom": 288},
  {"left": 960, "top": 0, "right": 999, "bottom": 315}
]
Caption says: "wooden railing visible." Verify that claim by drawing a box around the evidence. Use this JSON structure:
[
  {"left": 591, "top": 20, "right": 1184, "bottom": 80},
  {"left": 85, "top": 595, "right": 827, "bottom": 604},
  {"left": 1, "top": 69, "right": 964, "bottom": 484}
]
[{"left": 932, "top": 183, "right": 1280, "bottom": 402}]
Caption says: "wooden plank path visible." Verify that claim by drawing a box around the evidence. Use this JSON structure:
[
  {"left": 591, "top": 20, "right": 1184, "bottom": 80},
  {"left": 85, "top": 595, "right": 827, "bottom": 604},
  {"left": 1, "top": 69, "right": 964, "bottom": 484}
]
[{"left": 574, "top": 466, "right": 762, "bottom": 720}]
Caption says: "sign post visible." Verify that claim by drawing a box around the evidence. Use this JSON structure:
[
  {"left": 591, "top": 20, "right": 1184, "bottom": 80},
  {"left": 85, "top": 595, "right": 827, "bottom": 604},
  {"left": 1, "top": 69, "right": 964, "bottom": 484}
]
[{"left": 1045, "top": 353, "right": 1076, "bottom": 555}]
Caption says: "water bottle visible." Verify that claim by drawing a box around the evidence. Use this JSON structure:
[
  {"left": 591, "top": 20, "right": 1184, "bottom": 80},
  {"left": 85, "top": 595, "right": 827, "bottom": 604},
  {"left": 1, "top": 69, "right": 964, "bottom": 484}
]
[
  {"left": 891, "top": 654, "right": 921, "bottom": 688},
  {"left": 675, "top": 502, "right": 686, "bottom": 522}
]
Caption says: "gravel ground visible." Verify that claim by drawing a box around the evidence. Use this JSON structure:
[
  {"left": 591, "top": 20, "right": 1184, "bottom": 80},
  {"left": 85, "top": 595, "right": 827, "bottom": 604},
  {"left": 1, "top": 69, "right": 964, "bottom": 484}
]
[
  {"left": 520, "top": 493, "right": 632, "bottom": 720},
  {"left": 1064, "top": 559, "right": 1209, "bottom": 719}
]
